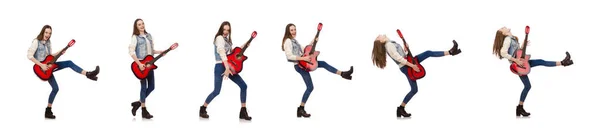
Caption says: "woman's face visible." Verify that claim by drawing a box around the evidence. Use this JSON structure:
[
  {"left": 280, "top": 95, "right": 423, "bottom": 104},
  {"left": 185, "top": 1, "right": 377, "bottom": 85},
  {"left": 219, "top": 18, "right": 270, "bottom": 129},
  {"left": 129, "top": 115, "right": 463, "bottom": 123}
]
[
  {"left": 222, "top": 25, "right": 230, "bottom": 37},
  {"left": 136, "top": 20, "right": 145, "bottom": 33},
  {"left": 43, "top": 28, "right": 52, "bottom": 41},
  {"left": 289, "top": 25, "right": 296, "bottom": 38}
]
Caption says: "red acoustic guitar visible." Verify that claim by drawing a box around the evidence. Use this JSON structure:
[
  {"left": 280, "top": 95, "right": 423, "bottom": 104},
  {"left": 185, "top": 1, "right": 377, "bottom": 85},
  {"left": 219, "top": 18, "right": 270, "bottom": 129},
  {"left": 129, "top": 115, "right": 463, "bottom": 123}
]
[
  {"left": 131, "top": 43, "right": 179, "bottom": 79},
  {"left": 397, "top": 29, "right": 425, "bottom": 81},
  {"left": 226, "top": 31, "right": 257, "bottom": 75},
  {"left": 33, "top": 39, "right": 76, "bottom": 81},
  {"left": 510, "top": 26, "right": 531, "bottom": 76},
  {"left": 298, "top": 23, "right": 323, "bottom": 72}
]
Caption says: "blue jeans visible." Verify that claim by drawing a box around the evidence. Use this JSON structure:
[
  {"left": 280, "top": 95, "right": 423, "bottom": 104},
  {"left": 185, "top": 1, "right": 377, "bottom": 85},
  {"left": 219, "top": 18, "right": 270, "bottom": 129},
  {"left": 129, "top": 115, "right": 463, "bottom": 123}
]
[
  {"left": 400, "top": 51, "right": 445, "bottom": 104},
  {"left": 204, "top": 63, "right": 248, "bottom": 104},
  {"left": 519, "top": 59, "right": 557, "bottom": 102},
  {"left": 139, "top": 70, "right": 155, "bottom": 103},
  {"left": 295, "top": 61, "right": 339, "bottom": 103},
  {"left": 47, "top": 60, "right": 83, "bottom": 104}
]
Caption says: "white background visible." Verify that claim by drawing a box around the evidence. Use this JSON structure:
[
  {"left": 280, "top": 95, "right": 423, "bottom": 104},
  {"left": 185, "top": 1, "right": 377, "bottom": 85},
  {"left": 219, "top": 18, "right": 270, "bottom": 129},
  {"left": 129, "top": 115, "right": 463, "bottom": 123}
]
[{"left": 0, "top": 0, "right": 598, "bottom": 131}]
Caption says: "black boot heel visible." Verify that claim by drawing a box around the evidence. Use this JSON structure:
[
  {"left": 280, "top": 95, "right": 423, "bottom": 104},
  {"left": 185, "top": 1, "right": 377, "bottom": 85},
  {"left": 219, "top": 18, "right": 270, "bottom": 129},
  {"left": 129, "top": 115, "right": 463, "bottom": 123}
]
[
  {"left": 239, "top": 107, "right": 252, "bottom": 121},
  {"left": 297, "top": 106, "right": 311, "bottom": 118}
]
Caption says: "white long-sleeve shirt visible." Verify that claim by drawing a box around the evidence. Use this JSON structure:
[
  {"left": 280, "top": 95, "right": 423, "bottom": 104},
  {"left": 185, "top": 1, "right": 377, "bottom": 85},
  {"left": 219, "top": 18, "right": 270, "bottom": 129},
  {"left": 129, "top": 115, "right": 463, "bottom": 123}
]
[
  {"left": 385, "top": 40, "right": 409, "bottom": 67},
  {"left": 283, "top": 38, "right": 304, "bottom": 64},
  {"left": 214, "top": 35, "right": 230, "bottom": 63},
  {"left": 500, "top": 36, "right": 516, "bottom": 61}
]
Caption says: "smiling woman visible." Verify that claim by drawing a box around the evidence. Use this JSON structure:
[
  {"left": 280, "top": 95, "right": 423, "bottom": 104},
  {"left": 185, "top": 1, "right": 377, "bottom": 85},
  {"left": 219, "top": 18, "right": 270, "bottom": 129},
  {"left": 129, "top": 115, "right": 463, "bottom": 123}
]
[
  {"left": 128, "top": 18, "right": 168, "bottom": 119},
  {"left": 27, "top": 25, "right": 100, "bottom": 119},
  {"left": 199, "top": 21, "right": 253, "bottom": 121},
  {"left": 281, "top": 23, "right": 354, "bottom": 118}
]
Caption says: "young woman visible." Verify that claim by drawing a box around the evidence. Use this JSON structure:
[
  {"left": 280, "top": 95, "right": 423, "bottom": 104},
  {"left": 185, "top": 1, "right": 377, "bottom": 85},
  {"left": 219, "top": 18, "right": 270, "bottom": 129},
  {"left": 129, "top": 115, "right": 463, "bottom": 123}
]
[
  {"left": 371, "top": 34, "right": 461, "bottom": 118},
  {"left": 129, "top": 18, "right": 172, "bottom": 119},
  {"left": 27, "top": 25, "right": 100, "bottom": 119},
  {"left": 281, "top": 23, "right": 354, "bottom": 118},
  {"left": 199, "top": 21, "right": 252, "bottom": 121},
  {"left": 492, "top": 26, "right": 573, "bottom": 117}
]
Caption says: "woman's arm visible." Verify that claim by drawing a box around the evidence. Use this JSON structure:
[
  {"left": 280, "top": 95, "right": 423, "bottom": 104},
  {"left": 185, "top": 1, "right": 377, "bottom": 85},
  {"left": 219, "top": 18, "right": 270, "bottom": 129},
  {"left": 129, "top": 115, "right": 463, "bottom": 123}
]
[
  {"left": 215, "top": 36, "right": 231, "bottom": 69},
  {"left": 129, "top": 36, "right": 143, "bottom": 65},
  {"left": 385, "top": 42, "right": 410, "bottom": 66},
  {"left": 500, "top": 37, "right": 517, "bottom": 62},
  {"left": 27, "top": 39, "right": 43, "bottom": 65}
]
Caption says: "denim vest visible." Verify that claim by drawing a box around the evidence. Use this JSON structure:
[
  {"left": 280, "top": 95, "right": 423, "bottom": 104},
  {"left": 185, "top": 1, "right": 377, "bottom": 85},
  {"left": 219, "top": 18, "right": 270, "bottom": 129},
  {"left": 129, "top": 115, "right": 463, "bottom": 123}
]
[
  {"left": 287, "top": 38, "right": 303, "bottom": 62},
  {"left": 214, "top": 36, "right": 232, "bottom": 61},
  {"left": 33, "top": 40, "right": 51, "bottom": 61},
  {"left": 387, "top": 40, "right": 407, "bottom": 65},
  {"left": 134, "top": 33, "right": 154, "bottom": 59},
  {"left": 506, "top": 36, "right": 519, "bottom": 58}
]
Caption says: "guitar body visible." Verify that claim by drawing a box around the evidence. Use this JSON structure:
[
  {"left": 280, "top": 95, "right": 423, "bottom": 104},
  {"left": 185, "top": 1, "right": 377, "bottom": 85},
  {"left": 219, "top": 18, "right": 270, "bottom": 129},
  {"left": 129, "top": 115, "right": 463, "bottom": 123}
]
[
  {"left": 509, "top": 50, "right": 531, "bottom": 76},
  {"left": 33, "top": 55, "right": 60, "bottom": 81},
  {"left": 131, "top": 55, "right": 158, "bottom": 79},
  {"left": 226, "top": 47, "right": 248, "bottom": 74},
  {"left": 405, "top": 56, "right": 426, "bottom": 81},
  {"left": 298, "top": 45, "right": 320, "bottom": 72}
]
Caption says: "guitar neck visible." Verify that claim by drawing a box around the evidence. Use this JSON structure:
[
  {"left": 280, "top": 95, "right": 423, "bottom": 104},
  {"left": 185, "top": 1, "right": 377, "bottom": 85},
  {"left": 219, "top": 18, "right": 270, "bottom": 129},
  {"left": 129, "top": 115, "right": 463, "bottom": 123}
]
[
  {"left": 520, "top": 34, "right": 529, "bottom": 59},
  {"left": 239, "top": 36, "right": 255, "bottom": 55},
  {"left": 50, "top": 45, "right": 70, "bottom": 63},
  {"left": 308, "top": 31, "right": 321, "bottom": 54},
  {"left": 148, "top": 49, "right": 171, "bottom": 64},
  {"left": 400, "top": 38, "right": 413, "bottom": 57}
]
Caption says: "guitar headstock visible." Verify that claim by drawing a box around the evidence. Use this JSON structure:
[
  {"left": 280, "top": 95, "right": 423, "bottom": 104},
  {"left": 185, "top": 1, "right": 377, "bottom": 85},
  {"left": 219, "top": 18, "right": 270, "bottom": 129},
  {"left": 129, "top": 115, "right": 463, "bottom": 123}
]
[
  {"left": 317, "top": 23, "right": 323, "bottom": 31},
  {"left": 396, "top": 29, "right": 404, "bottom": 38},
  {"left": 67, "top": 39, "right": 76, "bottom": 47},
  {"left": 525, "top": 26, "right": 530, "bottom": 34},
  {"left": 170, "top": 43, "right": 179, "bottom": 50},
  {"left": 251, "top": 31, "right": 257, "bottom": 38}
]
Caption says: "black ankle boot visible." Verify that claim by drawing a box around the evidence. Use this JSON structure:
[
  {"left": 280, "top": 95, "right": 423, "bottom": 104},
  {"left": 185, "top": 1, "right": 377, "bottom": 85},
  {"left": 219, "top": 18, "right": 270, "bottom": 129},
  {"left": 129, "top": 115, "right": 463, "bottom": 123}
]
[
  {"left": 85, "top": 66, "right": 100, "bottom": 81},
  {"left": 516, "top": 105, "right": 531, "bottom": 117},
  {"left": 560, "top": 52, "right": 573, "bottom": 66},
  {"left": 239, "top": 107, "right": 252, "bottom": 121},
  {"left": 141, "top": 107, "right": 153, "bottom": 119},
  {"left": 340, "top": 66, "right": 353, "bottom": 80},
  {"left": 448, "top": 40, "right": 462, "bottom": 56},
  {"left": 297, "top": 106, "right": 311, "bottom": 118},
  {"left": 199, "top": 106, "right": 209, "bottom": 118},
  {"left": 397, "top": 106, "right": 412, "bottom": 117},
  {"left": 131, "top": 101, "right": 141, "bottom": 116},
  {"left": 45, "top": 107, "right": 56, "bottom": 119}
]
